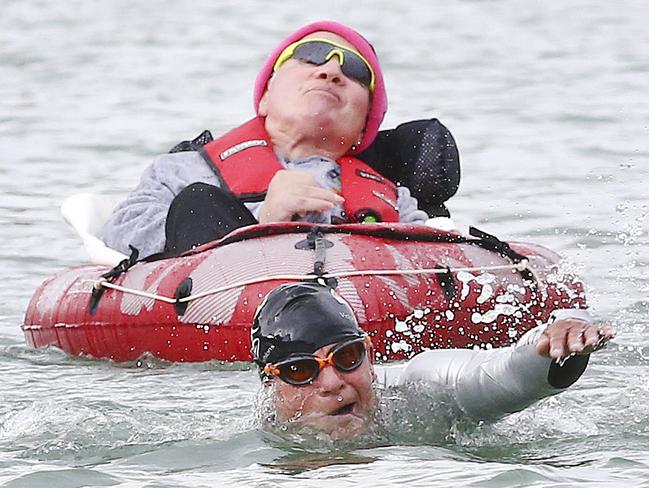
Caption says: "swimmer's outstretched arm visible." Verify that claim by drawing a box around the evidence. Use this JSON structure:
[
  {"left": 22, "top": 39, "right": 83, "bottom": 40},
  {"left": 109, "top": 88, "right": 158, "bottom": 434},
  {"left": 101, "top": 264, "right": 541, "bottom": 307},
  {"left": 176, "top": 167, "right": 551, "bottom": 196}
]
[{"left": 397, "top": 310, "right": 614, "bottom": 421}]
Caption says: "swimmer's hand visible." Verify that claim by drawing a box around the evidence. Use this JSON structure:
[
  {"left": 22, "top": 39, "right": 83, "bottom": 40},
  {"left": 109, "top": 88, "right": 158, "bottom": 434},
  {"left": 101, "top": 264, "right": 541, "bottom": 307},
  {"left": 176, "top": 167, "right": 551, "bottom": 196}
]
[
  {"left": 536, "top": 319, "right": 615, "bottom": 360},
  {"left": 259, "top": 170, "right": 344, "bottom": 223}
]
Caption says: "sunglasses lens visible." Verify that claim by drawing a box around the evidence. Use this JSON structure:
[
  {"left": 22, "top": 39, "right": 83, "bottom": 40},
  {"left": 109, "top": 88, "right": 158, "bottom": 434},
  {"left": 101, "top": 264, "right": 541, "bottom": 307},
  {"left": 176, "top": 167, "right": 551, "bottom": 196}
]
[
  {"left": 333, "top": 341, "right": 366, "bottom": 371},
  {"left": 340, "top": 57, "right": 372, "bottom": 87},
  {"left": 278, "top": 358, "right": 319, "bottom": 385},
  {"left": 293, "top": 42, "right": 332, "bottom": 64}
]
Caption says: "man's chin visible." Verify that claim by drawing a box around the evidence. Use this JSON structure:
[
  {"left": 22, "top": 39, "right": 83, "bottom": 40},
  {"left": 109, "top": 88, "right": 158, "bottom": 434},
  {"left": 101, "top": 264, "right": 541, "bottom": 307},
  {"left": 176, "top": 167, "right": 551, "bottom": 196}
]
[{"left": 299, "top": 411, "right": 369, "bottom": 440}]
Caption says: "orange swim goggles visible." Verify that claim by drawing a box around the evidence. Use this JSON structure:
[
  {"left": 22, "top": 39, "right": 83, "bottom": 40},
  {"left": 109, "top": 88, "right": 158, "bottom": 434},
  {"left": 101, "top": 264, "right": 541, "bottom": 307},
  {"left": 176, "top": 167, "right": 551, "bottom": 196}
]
[
  {"left": 273, "top": 38, "right": 376, "bottom": 92},
  {"left": 263, "top": 335, "right": 372, "bottom": 385}
]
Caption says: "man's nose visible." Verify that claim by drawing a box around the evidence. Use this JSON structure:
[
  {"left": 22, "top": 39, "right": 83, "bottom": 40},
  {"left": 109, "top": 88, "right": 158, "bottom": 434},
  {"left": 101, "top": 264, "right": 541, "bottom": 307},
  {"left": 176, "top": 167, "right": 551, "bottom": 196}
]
[
  {"left": 314, "top": 57, "right": 345, "bottom": 84},
  {"left": 317, "top": 363, "right": 346, "bottom": 394}
]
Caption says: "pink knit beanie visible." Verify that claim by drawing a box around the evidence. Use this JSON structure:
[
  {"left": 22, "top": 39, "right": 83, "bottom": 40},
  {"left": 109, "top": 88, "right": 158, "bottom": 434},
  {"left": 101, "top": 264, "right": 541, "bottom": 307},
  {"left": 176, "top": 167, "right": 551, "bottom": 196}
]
[{"left": 253, "top": 20, "right": 387, "bottom": 154}]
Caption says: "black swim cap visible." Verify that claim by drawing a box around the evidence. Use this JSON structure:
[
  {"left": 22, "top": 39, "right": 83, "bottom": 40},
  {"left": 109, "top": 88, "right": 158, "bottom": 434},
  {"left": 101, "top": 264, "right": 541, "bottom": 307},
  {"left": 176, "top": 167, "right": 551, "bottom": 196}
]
[{"left": 251, "top": 282, "right": 365, "bottom": 368}]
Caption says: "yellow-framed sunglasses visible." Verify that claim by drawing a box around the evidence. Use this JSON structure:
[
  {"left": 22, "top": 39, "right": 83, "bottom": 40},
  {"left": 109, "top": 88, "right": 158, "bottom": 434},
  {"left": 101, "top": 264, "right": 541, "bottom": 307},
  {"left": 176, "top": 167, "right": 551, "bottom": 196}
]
[{"left": 273, "top": 38, "right": 376, "bottom": 92}]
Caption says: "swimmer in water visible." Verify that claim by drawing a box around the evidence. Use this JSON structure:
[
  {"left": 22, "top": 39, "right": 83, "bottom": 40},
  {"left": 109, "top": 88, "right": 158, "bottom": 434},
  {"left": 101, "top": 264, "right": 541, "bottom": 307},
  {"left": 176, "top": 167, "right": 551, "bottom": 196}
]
[{"left": 251, "top": 282, "right": 614, "bottom": 440}]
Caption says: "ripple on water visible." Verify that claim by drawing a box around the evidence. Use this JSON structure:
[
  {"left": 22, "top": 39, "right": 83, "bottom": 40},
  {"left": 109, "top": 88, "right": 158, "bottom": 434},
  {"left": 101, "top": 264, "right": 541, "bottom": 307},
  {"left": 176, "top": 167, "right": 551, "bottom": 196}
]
[{"left": 1, "top": 468, "right": 119, "bottom": 488}]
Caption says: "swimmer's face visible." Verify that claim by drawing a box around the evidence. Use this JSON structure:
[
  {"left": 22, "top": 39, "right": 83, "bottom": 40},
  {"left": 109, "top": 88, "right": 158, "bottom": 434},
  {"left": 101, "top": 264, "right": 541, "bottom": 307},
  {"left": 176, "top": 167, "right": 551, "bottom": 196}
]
[{"left": 270, "top": 341, "right": 376, "bottom": 440}]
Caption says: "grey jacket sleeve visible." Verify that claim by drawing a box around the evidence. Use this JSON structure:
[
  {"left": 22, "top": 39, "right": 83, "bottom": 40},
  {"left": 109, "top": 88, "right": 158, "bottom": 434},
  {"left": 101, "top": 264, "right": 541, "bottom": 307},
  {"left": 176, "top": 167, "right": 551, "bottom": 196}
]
[
  {"left": 99, "top": 151, "right": 221, "bottom": 258},
  {"left": 397, "top": 186, "right": 429, "bottom": 224},
  {"left": 397, "top": 318, "right": 591, "bottom": 420}
]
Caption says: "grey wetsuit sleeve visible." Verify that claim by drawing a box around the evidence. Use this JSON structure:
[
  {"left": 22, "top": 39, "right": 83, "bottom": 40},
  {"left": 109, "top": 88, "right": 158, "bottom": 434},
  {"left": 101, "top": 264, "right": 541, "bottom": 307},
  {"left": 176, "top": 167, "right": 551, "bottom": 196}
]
[
  {"left": 397, "top": 317, "right": 592, "bottom": 421},
  {"left": 99, "top": 151, "right": 221, "bottom": 257},
  {"left": 397, "top": 186, "right": 429, "bottom": 224}
]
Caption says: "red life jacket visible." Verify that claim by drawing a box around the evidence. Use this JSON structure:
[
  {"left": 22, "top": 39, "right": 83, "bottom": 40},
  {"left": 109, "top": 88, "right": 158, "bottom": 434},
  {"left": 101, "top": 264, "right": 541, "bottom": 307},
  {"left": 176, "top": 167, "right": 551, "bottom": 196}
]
[{"left": 199, "top": 117, "right": 400, "bottom": 223}]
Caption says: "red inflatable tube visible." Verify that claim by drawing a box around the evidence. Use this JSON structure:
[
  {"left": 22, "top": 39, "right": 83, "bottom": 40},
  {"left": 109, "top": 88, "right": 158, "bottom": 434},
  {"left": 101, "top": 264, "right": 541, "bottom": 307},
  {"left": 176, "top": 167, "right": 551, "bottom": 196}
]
[{"left": 22, "top": 223, "right": 587, "bottom": 363}]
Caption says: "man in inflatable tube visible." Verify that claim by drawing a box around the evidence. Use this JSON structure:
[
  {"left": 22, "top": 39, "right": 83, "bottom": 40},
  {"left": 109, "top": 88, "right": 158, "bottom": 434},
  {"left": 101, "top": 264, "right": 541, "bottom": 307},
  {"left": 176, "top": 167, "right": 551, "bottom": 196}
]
[
  {"left": 100, "top": 21, "right": 460, "bottom": 259},
  {"left": 252, "top": 282, "right": 614, "bottom": 440}
]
